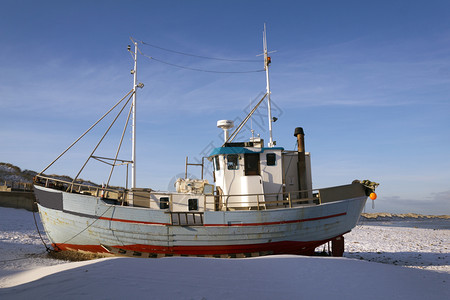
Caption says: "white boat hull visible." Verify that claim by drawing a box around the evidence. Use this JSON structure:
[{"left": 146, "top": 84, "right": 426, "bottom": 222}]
[{"left": 34, "top": 184, "right": 367, "bottom": 256}]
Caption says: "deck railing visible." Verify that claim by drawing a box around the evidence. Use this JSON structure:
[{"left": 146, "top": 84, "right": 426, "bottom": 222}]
[
  {"left": 34, "top": 174, "right": 128, "bottom": 202},
  {"left": 204, "top": 190, "right": 321, "bottom": 211},
  {"left": 34, "top": 175, "right": 322, "bottom": 211}
]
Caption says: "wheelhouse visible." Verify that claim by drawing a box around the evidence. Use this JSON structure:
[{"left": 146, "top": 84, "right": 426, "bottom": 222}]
[{"left": 209, "top": 140, "right": 313, "bottom": 210}]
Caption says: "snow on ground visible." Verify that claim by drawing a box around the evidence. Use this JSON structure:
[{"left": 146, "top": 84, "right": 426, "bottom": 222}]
[
  {"left": 0, "top": 207, "right": 448, "bottom": 299},
  {"left": 0, "top": 208, "right": 67, "bottom": 280},
  {"left": 344, "top": 224, "right": 449, "bottom": 272}
]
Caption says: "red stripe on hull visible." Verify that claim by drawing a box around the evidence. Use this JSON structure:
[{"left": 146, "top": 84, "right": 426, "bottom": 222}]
[
  {"left": 97, "top": 212, "right": 346, "bottom": 227},
  {"left": 52, "top": 237, "right": 344, "bottom": 256},
  {"left": 204, "top": 212, "right": 347, "bottom": 227},
  {"left": 98, "top": 216, "right": 170, "bottom": 226}
]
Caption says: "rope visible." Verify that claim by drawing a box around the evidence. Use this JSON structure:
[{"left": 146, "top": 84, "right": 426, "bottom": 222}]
[
  {"left": 33, "top": 207, "right": 52, "bottom": 253},
  {"left": 57, "top": 204, "right": 114, "bottom": 246},
  {"left": 31, "top": 199, "right": 114, "bottom": 253},
  {"left": 0, "top": 208, "right": 52, "bottom": 262},
  {"left": 143, "top": 53, "right": 265, "bottom": 73},
  {"left": 138, "top": 40, "right": 260, "bottom": 62}
]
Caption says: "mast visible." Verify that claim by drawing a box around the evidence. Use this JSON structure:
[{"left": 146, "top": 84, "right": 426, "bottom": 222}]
[
  {"left": 130, "top": 41, "right": 138, "bottom": 189},
  {"left": 263, "top": 23, "right": 274, "bottom": 147}
]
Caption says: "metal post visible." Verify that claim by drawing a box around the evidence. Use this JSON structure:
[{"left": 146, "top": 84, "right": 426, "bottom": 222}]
[
  {"left": 263, "top": 24, "right": 274, "bottom": 148},
  {"left": 131, "top": 41, "right": 138, "bottom": 189},
  {"left": 126, "top": 164, "right": 129, "bottom": 190},
  {"left": 185, "top": 156, "right": 188, "bottom": 179},
  {"left": 201, "top": 157, "right": 204, "bottom": 180}
]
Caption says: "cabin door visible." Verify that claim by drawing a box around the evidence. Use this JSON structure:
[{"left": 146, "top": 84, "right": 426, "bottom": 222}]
[
  {"left": 241, "top": 153, "right": 264, "bottom": 206},
  {"left": 244, "top": 153, "right": 260, "bottom": 176}
]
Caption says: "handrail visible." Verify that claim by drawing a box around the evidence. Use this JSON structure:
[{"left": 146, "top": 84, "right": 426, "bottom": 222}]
[
  {"left": 214, "top": 196, "right": 318, "bottom": 211},
  {"left": 34, "top": 175, "right": 127, "bottom": 200},
  {"left": 201, "top": 188, "right": 319, "bottom": 211},
  {"left": 34, "top": 174, "right": 321, "bottom": 210}
]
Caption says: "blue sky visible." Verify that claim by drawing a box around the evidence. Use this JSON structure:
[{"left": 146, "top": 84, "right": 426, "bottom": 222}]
[{"left": 1, "top": 0, "right": 449, "bottom": 215}]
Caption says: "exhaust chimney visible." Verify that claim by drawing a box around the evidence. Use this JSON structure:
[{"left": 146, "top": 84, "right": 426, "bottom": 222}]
[{"left": 294, "top": 127, "right": 308, "bottom": 198}]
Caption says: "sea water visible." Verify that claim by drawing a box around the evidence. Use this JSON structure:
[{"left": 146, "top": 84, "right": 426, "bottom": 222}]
[{"left": 358, "top": 217, "right": 450, "bottom": 230}]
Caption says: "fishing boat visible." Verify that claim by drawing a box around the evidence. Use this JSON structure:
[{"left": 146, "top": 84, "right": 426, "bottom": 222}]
[{"left": 33, "top": 28, "right": 378, "bottom": 258}]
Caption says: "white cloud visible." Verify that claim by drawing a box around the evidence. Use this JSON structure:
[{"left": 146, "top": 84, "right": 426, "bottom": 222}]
[{"left": 272, "top": 35, "right": 450, "bottom": 108}]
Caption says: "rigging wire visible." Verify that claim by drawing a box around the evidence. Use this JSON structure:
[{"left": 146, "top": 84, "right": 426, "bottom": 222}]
[
  {"left": 57, "top": 205, "right": 114, "bottom": 247},
  {"left": 136, "top": 39, "right": 260, "bottom": 62},
  {"left": 38, "top": 89, "right": 135, "bottom": 176},
  {"left": 223, "top": 93, "right": 268, "bottom": 145},
  {"left": 71, "top": 92, "right": 134, "bottom": 187},
  {"left": 105, "top": 98, "right": 134, "bottom": 188},
  {"left": 132, "top": 38, "right": 265, "bottom": 74},
  {"left": 140, "top": 52, "right": 265, "bottom": 74}
]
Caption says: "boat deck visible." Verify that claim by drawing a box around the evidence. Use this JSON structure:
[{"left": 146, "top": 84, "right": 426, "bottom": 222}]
[{"left": 34, "top": 175, "right": 368, "bottom": 215}]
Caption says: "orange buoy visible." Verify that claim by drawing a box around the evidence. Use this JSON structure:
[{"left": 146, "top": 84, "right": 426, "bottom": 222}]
[{"left": 369, "top": 192, "right": 377, "bottom": 200}]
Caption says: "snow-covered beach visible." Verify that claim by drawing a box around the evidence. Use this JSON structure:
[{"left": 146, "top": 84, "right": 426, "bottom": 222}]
[{"left": 0, "top": 207, "right": 448, "bottom": 299}]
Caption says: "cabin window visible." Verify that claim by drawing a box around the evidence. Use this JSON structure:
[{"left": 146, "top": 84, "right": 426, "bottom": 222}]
[
  {"left": 160, "top": 197, "right": 169, "bottom": 209},
  {"left": 227, "top": 154, "right": 239, "bottom": 170},
  {"left": 266, "top": 153, "right": 276, "bottom": 166},
  {"left": 188, "top": 198, "right": 198, "bottom": 211},
  {"left": 244, "top": 153, "right": 260, "bottom": 176},
  {"left": 214, "top": 156, "right": 220, "bottom": 171}
]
